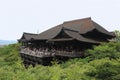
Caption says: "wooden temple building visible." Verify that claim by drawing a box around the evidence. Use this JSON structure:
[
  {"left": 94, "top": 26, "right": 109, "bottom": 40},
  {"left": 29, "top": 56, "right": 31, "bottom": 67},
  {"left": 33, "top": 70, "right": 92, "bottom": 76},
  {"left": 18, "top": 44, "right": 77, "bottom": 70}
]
[{"left": 19, "top": 17, "right": 115, "bottom": 66}]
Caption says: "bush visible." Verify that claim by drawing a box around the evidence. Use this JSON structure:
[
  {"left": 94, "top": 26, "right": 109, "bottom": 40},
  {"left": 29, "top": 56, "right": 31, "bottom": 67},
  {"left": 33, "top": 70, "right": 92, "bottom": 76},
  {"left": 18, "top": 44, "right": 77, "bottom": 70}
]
[
  {"left": 86, "top": 58, "right": 120, "bottom": 80},
  {"left": 86, "top": 42, "right": 120, "bottom": 60}
]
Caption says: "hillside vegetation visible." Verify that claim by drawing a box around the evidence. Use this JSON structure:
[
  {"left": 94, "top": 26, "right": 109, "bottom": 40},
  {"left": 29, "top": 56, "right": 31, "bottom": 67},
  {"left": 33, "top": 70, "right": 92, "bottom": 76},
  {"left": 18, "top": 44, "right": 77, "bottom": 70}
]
[{"left": 0, "top": 42, "right": 120, "bottom": 80}]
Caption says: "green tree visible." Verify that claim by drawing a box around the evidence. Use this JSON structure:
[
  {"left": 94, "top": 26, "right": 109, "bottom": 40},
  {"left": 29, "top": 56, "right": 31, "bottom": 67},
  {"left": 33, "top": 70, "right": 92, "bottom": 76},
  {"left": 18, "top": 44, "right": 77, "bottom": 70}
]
[
  {"left": 113, "top": 30, "right": 120, "bottom": 42},
  {"left": 86, "top": 42, "right": 120, "bottom": 60}
]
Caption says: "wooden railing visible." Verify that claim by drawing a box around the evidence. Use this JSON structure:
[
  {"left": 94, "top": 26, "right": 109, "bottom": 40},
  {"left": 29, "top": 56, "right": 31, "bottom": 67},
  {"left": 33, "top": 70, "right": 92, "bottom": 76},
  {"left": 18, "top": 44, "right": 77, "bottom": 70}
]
[
  {"left": 20, "top": 48, "right": 83, "bottom": 58},
  {"left": 20, "top": 48, "right": 55, "bottom": 57}
]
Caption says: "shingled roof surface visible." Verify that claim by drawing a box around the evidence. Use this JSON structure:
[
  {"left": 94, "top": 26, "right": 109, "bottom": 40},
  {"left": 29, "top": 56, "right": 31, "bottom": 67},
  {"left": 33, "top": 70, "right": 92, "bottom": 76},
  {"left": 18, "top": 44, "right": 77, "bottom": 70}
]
[
  {"left": 36, "top": 24, "right": 63, "bottom": 40},
  {"left": 20, "top": 17, "right": 114, "bottom": 43},
  {"left": 63, "top": 17, "right": 95, "bottom": 34},
  {"left": 20, "top": 32, "right": 38, "bottom": 41}
]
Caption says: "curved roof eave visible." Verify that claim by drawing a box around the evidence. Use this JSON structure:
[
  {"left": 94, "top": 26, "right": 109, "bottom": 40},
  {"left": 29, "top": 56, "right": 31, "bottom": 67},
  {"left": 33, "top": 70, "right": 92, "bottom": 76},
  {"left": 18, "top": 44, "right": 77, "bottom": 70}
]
[
  {"left": 35, "top": 24, "right": 63, "bottom": 40},
  {"left": 19, "top": 32, "right": 39, "bottom": 41},
  {"left": 92, "top": 21, "right": 115, "bottom": 37},
  {"left": 64, "top": 29, "right": 100, "bottom": 44}
]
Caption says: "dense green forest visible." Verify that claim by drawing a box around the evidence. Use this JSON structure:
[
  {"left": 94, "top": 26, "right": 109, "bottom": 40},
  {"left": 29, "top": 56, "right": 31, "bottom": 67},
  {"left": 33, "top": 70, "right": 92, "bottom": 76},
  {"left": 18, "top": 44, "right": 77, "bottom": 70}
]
[{"left": 0, "top": 42, "right": 120, "bottom": 80}]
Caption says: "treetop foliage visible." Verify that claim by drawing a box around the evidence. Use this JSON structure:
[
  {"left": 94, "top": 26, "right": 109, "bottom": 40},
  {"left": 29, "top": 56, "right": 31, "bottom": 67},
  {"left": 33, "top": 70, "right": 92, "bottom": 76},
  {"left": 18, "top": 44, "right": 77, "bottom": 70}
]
[{"left": 0, "top": 42, "right": 120, "bottom": 80}]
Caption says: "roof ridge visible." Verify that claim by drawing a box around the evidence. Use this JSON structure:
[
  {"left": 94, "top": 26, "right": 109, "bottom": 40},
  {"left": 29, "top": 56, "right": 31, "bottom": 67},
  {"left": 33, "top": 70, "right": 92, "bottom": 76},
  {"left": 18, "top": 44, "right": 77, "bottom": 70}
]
[
  {"left": 63, "top": 17, "right": 91, "bottom": 23},
  {"left": 23, "top": 32, "right": 38, "bottom": 35}
]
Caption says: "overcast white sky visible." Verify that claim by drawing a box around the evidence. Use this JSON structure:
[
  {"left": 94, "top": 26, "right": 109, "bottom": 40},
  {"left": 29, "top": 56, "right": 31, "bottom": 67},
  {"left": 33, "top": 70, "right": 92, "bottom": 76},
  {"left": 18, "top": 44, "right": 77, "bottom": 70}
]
[{"left": 0, "top": 0, "right": 120, "bottom": 40}]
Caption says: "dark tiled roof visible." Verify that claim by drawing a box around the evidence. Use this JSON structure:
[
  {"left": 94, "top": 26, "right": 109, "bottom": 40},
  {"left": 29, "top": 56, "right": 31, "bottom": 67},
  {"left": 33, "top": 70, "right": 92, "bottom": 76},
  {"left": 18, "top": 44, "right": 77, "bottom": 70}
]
[
  {"left": 64, "top": 29, "right": 100, "bottom": 44},
  {"left": 19, "top": 17, "right": 114, "bottom": 43},
  {"left": 35, "top": 24, "right": 63, "bottom": 40},
  {"left": 63, "top": 17, "right": 95, "bottom": 34},
  {"left": 20, "top": 32, "right": 38, "bottom": 41},
  {"left": 92, "top": 21, "right": 115, "bottom": 37},
  {"left": 63, "top": 17, "right": 114, "bottom": 37}
]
